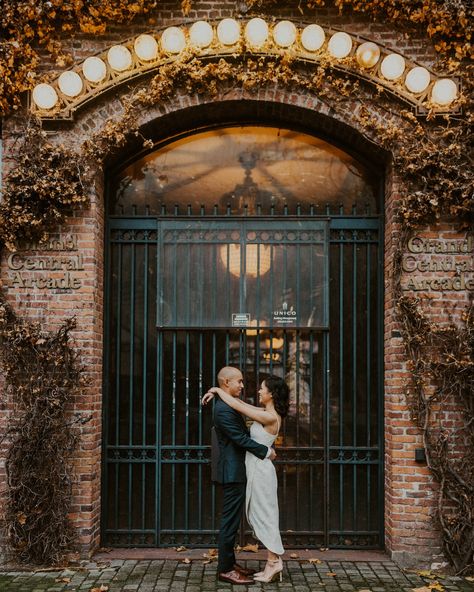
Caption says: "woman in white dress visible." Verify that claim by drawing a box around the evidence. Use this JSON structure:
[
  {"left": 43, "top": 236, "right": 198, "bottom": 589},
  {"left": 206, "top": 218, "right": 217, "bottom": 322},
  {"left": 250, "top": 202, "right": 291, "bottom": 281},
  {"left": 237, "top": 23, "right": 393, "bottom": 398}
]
[{"left": 202, "top": 375, "right": 289, "bottom": 583}]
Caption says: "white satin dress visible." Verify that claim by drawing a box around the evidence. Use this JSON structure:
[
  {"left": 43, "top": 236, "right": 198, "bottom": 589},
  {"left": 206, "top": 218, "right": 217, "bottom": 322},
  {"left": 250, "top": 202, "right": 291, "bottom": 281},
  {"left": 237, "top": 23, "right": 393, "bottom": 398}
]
[{"left": 245, "top": 421, "right": 285, "bottom": 555}]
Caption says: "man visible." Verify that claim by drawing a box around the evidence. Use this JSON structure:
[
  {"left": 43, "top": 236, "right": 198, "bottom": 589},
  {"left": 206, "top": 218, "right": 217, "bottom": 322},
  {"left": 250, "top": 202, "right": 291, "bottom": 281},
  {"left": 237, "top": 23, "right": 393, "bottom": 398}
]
[{"left": 205, "top": 366, "right": 276, "bottom": 585}]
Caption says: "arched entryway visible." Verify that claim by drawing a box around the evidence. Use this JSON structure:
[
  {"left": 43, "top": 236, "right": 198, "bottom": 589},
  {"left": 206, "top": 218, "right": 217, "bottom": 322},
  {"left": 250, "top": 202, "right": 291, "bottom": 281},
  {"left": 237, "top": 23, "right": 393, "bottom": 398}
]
[{"left": 101, "top": 106, "right": 384, "bottom": 549}]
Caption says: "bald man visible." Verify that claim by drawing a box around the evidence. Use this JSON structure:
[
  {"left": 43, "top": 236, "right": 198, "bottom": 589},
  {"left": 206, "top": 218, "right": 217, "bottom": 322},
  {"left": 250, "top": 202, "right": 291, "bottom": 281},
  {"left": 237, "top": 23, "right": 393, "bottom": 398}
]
[{"left": 206, "top": 366, "right": 276, "bottom": 584}]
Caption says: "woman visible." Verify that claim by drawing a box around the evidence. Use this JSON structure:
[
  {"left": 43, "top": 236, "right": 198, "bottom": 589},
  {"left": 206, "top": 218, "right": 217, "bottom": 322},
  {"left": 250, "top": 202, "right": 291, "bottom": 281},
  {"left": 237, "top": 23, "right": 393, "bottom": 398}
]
[{"left": 202, "top": 375, "right": 289, "bottom": 583}]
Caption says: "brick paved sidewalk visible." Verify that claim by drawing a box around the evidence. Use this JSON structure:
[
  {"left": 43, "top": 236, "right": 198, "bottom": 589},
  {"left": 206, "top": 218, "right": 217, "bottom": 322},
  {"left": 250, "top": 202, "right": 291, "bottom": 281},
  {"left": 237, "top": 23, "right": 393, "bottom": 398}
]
[{"left": 1, "top": 559, "right": 474, "bottom": 592}]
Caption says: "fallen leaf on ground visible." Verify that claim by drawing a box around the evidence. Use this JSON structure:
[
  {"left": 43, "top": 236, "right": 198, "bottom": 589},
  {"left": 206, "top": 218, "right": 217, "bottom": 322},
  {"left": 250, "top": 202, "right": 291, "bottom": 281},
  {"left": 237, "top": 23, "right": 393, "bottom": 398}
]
[
  {"left": 411, "top": 587, "right": 432, "bottom": 592},
  {"left": 319, "top": 547, "right": 328, "bottom": 551},
  {"left": 308, "top": 558, "right": 322, "bottom": 564},
  {"left": 207, "top": 548, "right": 218, "bottom": 556},
  {"left": 428, "top": 583, "right": 444, "bottom": 591},
  {"left": 326, "top": 572, "right": 337, "bottom": 577},
  {"left": 239, "top": 543, "right": 259, "bottom": 552},
  {"left": 290, "top": 553, "right": 299, "bottom": 559},
  {"left": 465, "top": 576, "right": 474, "bottom": 582},
  {"left": 175, "top": 545, "right": 187, "bottom": 552},
  {"left": 55, "top": 577, "right": 71, "bottom": 583},
  {"left": 416, "top": 570, "right": 437, "bottom": 579},
  {"left": 181, "top": 557, "right": 191, "bottom": 564},
  {"left": 357, "top": 589, "right": 372, "bottom": 592},
  {"left": 90, "top": 586, "right": 109, "bottom": 592}
]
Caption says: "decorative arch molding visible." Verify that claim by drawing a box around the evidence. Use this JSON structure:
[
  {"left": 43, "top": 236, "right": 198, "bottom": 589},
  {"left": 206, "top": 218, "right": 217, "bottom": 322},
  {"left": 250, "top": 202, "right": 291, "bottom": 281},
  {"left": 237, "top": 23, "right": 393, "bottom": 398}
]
[{"left": 29, "top": 18, "right": 460, "bottom": 121}]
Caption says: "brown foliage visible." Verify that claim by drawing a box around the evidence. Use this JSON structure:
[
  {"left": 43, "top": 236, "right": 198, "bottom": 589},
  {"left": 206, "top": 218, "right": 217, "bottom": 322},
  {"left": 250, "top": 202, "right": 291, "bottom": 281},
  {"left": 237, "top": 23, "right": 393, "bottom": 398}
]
[{"left": 0, "top": 299, "right": 85, "bottom": 564}]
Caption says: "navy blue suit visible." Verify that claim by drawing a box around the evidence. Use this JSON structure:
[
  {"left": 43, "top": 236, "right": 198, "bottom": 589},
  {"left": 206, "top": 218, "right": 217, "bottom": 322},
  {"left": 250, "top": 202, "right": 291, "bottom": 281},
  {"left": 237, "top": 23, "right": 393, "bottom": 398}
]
[{"left": 213, "top": 398, "right": 268, "bottom": 572}]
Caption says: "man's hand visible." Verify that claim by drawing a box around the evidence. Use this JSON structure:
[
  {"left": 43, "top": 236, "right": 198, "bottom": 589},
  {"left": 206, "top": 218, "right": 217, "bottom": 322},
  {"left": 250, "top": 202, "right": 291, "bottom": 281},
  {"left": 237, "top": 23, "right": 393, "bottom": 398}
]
[
  {"left": 269, "top": 448, "right": 277, "bottom": 461},
  {"left": 201, "top": 391, "right": 215, "bottom": 406}
]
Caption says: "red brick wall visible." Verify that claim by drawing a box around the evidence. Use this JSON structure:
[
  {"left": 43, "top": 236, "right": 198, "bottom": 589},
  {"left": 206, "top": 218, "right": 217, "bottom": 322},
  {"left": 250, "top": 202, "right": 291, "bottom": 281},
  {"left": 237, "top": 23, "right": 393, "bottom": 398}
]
[{"left": 1, "top": 3, "right": 470, "bottom": 566}]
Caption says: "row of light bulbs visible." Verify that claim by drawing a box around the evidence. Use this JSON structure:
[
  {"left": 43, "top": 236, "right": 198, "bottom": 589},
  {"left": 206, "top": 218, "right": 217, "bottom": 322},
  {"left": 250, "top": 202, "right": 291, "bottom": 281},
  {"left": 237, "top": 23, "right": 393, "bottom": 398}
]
[{"left": 32, "top": 18, "right": 458, "bottom": 111}]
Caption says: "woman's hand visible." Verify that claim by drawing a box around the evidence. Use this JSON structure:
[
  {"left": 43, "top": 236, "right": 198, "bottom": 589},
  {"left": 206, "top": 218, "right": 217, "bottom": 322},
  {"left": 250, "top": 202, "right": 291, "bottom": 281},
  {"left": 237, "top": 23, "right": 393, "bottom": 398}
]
[{"left": 201, "top": 390, "right": 216, "bottom": 406}]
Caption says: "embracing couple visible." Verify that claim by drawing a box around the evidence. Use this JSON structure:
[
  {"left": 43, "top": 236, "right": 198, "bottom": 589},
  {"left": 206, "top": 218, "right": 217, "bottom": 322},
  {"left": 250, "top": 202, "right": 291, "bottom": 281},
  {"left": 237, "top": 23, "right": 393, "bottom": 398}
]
[{"left": 201, "top": 366, "right": 289, "bottom": 585}]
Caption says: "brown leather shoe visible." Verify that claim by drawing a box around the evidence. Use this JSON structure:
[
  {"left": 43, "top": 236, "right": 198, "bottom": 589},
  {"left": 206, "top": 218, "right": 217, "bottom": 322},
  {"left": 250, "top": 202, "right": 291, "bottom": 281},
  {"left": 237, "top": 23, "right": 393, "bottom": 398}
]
[
  {"left": 218, "top": 569, "right": 254, "bottom": 584},
  {"left": 234, "top": 563, "right": 256, "bottom": 576}
]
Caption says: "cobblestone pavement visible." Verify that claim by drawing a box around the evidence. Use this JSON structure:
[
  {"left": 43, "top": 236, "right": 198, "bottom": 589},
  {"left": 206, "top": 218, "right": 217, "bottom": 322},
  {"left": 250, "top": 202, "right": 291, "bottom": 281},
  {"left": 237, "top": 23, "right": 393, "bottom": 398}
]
[{"left": 1, "top": 559, "right": 474, "bottom": 592}]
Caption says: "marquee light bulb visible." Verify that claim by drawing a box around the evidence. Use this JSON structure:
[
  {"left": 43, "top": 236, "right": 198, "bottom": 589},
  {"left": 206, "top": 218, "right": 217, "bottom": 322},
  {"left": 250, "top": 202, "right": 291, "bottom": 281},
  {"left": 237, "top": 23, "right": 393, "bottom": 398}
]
[
  {"left": 161, "top": 27, "right": 186, "bottom": 54},
  {"left": 380, "top": 53, "right": 405, "bottom": 80},
  {"left": 431, "top": 78, "right": 457, "bottom": 106},
  {"left": 107, "top": 45, "right": 132, "bottom": 71},
  {"left": 58, "top": 71, "right": 83, "bottom": 97},
  {"left": 134, "top": 34, "right": 158, "bottom": 61},
  {"left": 404, "top": 66, "right": 430, "bottom": 93},
  {"left": 32, "top": 83, "right": 59, "bottom": 109},
  {"left": 189, "top": 21, "right": 214, "bottom": 48},
  {"left": 82, "top": 57, "right": 107, "bottom": 83},
  {"left": 273, "top": 20, "right": 297, "bottom": 48},
  {"left": 328, "top": 32, "right": 352, "bottom": 58},
  {"left": 245, "top": 18, "right": 269, "bottom": 48},
  {"left": 356, "top": 41, "right": 380, "bottom": 68},
  {"left": 300, "top": 24, "right": 325, "bottom": 52},
  {"left": 217, "top": 18, "right": 240, "bottom": 45}
]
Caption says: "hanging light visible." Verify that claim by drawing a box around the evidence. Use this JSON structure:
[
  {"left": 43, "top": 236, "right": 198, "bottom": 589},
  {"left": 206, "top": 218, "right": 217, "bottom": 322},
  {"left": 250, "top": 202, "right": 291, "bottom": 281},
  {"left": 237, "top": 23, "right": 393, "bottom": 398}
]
[
  {"left": 58, "top": 71, "right": 83, "bottom": 97},
  {"left": 380, "top": 53, "right": 405, "bottom": 80},
  {"left": 273, "top": 20, "right": 297, "bottom": 48},
  {"left": 161, "top": 26, "right": 186, "bottom": 53},
  {"left": 189, "top": 21, "right": 214, "bottom": 48},
  {"left": 404, "top": 66, "right": 430, "bottom": 94},
  {"left": 32, "top": 83, "right": 59, "bottom": 109},
  {"left": 107, "top": 45, "right": 132, "bottom": 71},
  {"left": 220, "top": 244, "right": 272, "bottom": 278},
  {"left": 431, "top": 78, "right": 457, "bottom": 106},
  {"left": 217, "top": 18, "right": 240, "bottom": 45},
  {"left": 300, "top": 24, "right": 325, "bottom": 52},
  {"left": 134, "top": 34, "right": 159, "bottom": 61},
  {"left": 328, "top": 32, "right": 352, "bottom": 58},
  {"left": 245, "top": 18, "right": 269, "bottom": 48},
  {"left": 356, "top": 41, "right": 380, "bottom": 68},
  {"left": 82, "top": 57, "right": 107, "bottom": 83}
]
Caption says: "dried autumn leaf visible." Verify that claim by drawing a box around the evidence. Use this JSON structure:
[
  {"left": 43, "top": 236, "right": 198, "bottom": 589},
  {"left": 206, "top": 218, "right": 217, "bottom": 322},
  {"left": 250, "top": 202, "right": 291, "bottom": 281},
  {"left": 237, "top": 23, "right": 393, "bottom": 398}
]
[
  {"left": 181, "top": 558, "right": 191, "bottom": 564},
  {"left": 89, "top": 586, "right": 109, "bottom": 592},
  {"left": 290, "top": 553, "right": 299, "bottom": 558},
  {"left": 308, "top": 558, "right": 322, "bottom": 564},
  {"left": 175, "top": 545, "right": 187, "bottom": 552},
  {"left": 326, "top": 572, "right": 337, "bottom": 577},
  {"left": 240, "top": 543, "right": 259, "bottom": 553}
]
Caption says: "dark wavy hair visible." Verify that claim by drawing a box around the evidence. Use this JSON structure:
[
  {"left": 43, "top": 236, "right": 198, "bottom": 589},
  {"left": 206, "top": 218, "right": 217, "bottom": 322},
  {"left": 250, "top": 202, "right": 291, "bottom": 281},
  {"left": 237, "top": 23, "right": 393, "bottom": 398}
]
[{"left": 263, "top": 375, "right": 290, "bottom": 418}]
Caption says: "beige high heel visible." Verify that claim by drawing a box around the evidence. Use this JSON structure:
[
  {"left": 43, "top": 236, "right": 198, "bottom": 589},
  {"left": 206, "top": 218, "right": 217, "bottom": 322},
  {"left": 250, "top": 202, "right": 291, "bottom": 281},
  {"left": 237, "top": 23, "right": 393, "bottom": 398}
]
[{"left": 253, "top": 558, "right": 283, "bottom": 582}]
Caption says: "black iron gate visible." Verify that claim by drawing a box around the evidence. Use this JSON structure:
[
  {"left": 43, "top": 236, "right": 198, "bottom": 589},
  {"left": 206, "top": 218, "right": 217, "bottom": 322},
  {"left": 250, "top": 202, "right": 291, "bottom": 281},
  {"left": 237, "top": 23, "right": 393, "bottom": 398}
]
[{"left": 102, "top": 213, "right": 383, "bottom": 548}]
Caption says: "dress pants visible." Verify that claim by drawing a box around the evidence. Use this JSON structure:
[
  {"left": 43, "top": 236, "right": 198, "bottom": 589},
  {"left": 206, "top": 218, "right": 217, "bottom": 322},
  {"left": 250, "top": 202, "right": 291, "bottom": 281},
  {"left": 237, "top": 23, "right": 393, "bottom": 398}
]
[{"left": 217, "top": 482, "right": 246, "bottom": 573}]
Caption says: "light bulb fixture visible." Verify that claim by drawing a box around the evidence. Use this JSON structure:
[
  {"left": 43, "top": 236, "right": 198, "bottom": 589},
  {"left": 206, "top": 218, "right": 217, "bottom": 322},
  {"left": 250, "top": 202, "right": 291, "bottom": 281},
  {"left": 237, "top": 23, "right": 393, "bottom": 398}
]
[
  {"left": 404, "top": 66, "right": 430, "bottom": 94},
  {"left": 356, "top": 41, "right": 380, "bottom": 68},
  {"left": 107, "top": 45, "right": 132, "bottom": 71},
  {"left": 161, "top": 26, "right": 186, "bottom": 54},
  {"left": 134, "top": 34, "right": 159, "bottom": 61},
  {"left": 328, "top": 31, "right": 352, "bottom": 58},
  {"left": 380, "top": 53, "right": 405, "bottom": 80},
  {"left": 32, "top": 83, "right": 59, "bottom": 109},
  {"left": 273, "top": 20, "right": 297, "bottom": 48},
  {"left": 58, "top": 71, "right": 83, "bottom": 97},
  {"left": 82, "top": 57, "right": 107, "bottom": 83},
  {"left": 245, "top": 18, "right": 269, "bottom": 48},
  {"left": 300, "top": 24, "right": 325, "bottom": 52},
  {"left": 220, "top": 244, "right": 272, "bottom": 278},
  {"left": 431, "top": 78, "right": 457, "bottom": 106},
  {"left": 217, "top": 18, "right": 240, "bottom": 45},
  {"left": 189, "top": 21, "right": 214, "bottom": 48}
]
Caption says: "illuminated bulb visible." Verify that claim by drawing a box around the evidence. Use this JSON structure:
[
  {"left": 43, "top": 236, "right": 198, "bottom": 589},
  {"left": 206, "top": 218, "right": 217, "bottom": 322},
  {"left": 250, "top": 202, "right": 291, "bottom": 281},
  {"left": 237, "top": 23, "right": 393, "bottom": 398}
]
[
  {"left": 217, "top": 18, "right": 240, "bottom": 45},
  {"left": 356, "top": 41, "right": 380, "bottom": 68},
  {"left": 32, "top": 83, "right": 58, "bottom": 110},
  {"left": 58, "top": 71, "right": 83, "bottom": 97},
  {"left": 380, "top": 53, "right": 405, "bottom": 80},
  {"left": 107, "top": 45, "right": 132, "bottom": 71},
  {"left": 189, "top": 21, "right": 214, "bottom": 48},
  {"left": 245, "top": 18, "right": 269, "bottom": 48},
  {"left": 404, "top": 66, "right": 430, "bottom": 93},
  {"left": 273, "top": 20, "right": 297, "bottom": 48},
  {"left": 431, "top": 78, "right": 457, "bottom": 105},
  {"left": 134, "top": 34, "right": 158, "bottom": 61},
  {"left": 220, "top": 244, "right": 272, "bottom": 277},
  {"left": 300, "top": 24, "right": 325, "bottom": 52},
  {"left": 161, "top": 26, "right": 186, "bottom": 54},
  {"left": 328, "top": 31, "right": 352, "bottom": 58},
  {"left": 82, "top": 57, "right": 107, "bottom": 83}
]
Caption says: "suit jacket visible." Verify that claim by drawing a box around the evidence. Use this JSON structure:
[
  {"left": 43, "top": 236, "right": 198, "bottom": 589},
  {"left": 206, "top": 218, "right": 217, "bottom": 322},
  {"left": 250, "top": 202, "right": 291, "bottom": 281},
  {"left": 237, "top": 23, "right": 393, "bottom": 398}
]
[{"left": 212, "top": 397, "right": 268, "bottom": 484}]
